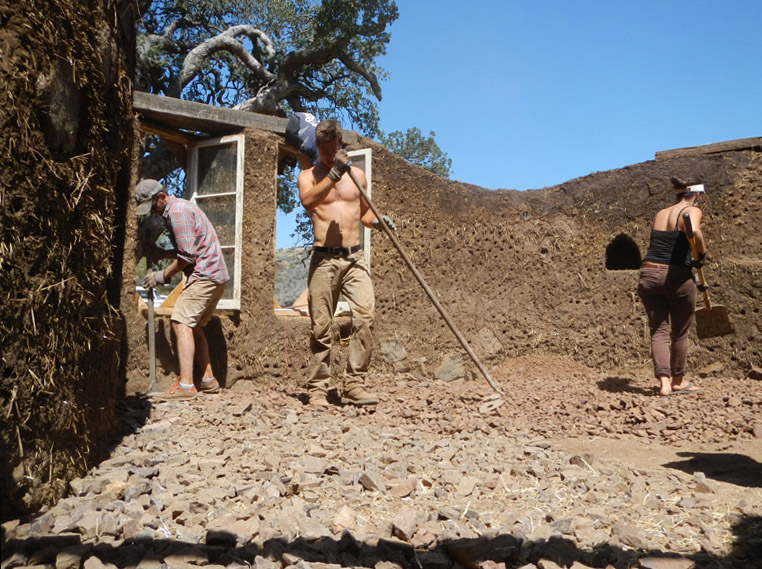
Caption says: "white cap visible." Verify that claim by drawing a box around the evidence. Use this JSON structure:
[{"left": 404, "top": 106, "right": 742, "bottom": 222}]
[{"left": 687, "top": 184, "right": 705, "bottom": 193}]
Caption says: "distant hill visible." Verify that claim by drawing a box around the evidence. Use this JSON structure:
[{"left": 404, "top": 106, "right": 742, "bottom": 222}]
[{"left": 274, "top": 246, "right": 311, "bottom": 306}]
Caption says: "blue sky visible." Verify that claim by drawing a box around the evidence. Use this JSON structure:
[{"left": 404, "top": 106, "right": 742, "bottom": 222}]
[{"left": 277, "top": 1, "right": 761, "bottom": 247}]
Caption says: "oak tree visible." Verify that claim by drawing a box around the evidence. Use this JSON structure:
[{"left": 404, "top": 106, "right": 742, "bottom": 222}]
[
  {"left": 137, "top": 0, "right": 397, "bottom": 137},
  {"left": 381, "top": 127, "right": 452, "bottom": 178}
]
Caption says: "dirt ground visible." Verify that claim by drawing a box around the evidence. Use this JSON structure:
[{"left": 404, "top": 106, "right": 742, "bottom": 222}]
[
  {"left": 3, "top": 0, "right": 760, "bottom": 551},
  {"left": 3, "top": 353, "right": 760, "bottom": 569},
  {"left": 279, "top": 352, "right": 762, "bottom": 450}
]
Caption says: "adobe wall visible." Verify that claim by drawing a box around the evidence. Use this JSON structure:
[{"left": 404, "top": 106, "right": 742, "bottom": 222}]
[
  {"left": 125, "top": 133, "right": 760, "bottom": 399},
  {"left": 0, "top": 0, "right": 136, "bottom": 519},
  {"left": 123, "top": 129, "right": 312, "bottom": 394},
  {"left": 360, "top": 140, "right": 761, "bottom": 380}
]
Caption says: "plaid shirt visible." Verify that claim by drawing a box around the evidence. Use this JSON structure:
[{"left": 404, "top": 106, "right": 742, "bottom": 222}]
[{"left": 163, "top": 196, "right": 229, "bottom": 285}]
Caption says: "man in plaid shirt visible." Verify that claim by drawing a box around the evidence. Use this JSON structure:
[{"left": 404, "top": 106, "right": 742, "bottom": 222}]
[{"left": 136, "top": 179, "right": 230, "bottom": 400}]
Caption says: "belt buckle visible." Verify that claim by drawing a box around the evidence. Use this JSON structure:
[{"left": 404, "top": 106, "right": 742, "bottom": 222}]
[{"left": 330, "top": 247, "right": 345, "bottom": 256}]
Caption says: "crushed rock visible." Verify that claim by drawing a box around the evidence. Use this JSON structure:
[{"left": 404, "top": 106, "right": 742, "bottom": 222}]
[{"left": 2, "top": 356, "right": 760, "bottom": 569}]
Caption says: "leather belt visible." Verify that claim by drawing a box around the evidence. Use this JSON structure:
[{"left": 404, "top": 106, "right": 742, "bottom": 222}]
[
  {"left": 313, "top": 244, "right": 362, "bottom": 256},
  {"left": 641, "top": 261, "right": 691, "bottom": 271}
]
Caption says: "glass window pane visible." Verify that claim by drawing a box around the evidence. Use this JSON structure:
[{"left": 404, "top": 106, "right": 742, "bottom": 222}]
[
  {"left": 351, "top": 153, "right": 366, "bottom": 173},
  {"left": 349, "top": 152, "right": 369, "bottom": 248},
  {"left": 221, "top": 248, "right": 235, "bottom": 300},
  {"left": 197, "top": 195, "right": 236, "bottom": 246},
  {"left": 197, "top": 142, "right": 237, "bottom": 195}
]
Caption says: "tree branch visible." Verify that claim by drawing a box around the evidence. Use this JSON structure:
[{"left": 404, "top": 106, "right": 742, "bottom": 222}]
[
  {"left": 171, "top": 25, "right": 276, "bottom": 97},
  {"left": 233, "top": 33, "right": 381, "bottom": 112},
  {"left": 338, "top": 54, "right": 381, "bottom": 100}
]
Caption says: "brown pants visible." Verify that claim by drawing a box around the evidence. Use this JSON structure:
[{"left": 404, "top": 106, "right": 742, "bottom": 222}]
[
  {"left": 637, "top": 264, "right": 697, "bottom": 379},
  {"left": 305, "top": 250, "right": 375, "bottom": 393}
]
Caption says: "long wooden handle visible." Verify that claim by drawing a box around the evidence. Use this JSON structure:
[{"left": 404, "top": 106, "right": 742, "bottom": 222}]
[
  {"left": 347, "top": 169, "right": 502, "bottom": 395},
  {"left": 682, "top": 212, "right": 711, "bottom": 310},
  {"left": 146, "top": 280, "right": 157, "bottom": 392}
]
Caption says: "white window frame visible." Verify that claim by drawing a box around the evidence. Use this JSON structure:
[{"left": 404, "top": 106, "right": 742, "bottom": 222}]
[
  {"left": 187, "top": 134, "right": 245, "bottom": 310},
  {"left": 348, "top": 148, "right": 373, "bottom": 269}
]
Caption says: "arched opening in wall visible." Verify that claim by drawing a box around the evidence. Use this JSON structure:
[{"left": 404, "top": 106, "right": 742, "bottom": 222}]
[{"left": 605, "top": 233, "right": 642, "bottom": 270}]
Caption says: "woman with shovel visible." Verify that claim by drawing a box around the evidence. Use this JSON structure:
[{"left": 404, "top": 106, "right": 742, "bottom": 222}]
[{"left": 638, "top": 177, "right": 706, "bottom": 397}]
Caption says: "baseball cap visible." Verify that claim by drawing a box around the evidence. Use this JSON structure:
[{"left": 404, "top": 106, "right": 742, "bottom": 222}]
[{"left": 135, "top": 179, "right": 164, "bottom": 215}]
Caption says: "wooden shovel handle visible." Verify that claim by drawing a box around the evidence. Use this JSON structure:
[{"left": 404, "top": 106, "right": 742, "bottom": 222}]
[
  {"left": 682, "top": 212, "right": 711, "bottom": 310},
  {"left": 346, "top": 168, "right": 502, "bottom": 396},
  {"left": 146, "top": 285, "right": 157, "bottom": 392}
]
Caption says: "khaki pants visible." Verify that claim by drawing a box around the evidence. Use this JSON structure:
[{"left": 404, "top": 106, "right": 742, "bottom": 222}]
[{"left": 305, "top": 250, "right": 374, "bottom": 393}]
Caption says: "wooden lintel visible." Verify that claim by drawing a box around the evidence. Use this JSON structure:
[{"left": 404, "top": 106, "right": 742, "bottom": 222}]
[
  {"left": 139, "top": 120, "right": 198, "bottom": 145},
  {"left": 134, "top": 91, "right": 289, "bottom": 136},
  {"left": 279, "top": 143, "right": 314, "bottom": 170}
]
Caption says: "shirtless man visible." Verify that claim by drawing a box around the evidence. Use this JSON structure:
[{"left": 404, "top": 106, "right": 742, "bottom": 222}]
[{"left": 297, "top": 119, "right": 393, "bottom": 407}]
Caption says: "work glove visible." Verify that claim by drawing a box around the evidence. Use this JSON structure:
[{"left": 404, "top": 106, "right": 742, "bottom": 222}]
[
  {"left": 143, "top": 270, "right": 165, "bottom": 290},
  {"left": 373, "top": 215, "right": 397, "bottom": 231},
  {"left": 334, "top": 149, "right": 351, "bottom": 172},
  {"left": 692, "top": 252, "right": 706, "bottom": 269},
  {"left": 327, "top": 149, "right": 351, "bottom": 182}
]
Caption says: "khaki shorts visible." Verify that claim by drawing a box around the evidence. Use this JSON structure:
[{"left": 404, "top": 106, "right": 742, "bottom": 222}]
[{"left": 171, "top": 280, "right": 226, "bottom": 327}]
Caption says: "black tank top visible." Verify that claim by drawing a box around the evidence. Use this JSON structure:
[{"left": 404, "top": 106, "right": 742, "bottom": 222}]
[{"left": 642, "top": 206, "right": 693, "bottom": 268}]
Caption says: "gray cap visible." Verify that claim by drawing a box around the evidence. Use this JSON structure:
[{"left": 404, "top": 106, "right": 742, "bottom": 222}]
[{"left": 135, "top": 179, "right": 164, "bottom": 215}]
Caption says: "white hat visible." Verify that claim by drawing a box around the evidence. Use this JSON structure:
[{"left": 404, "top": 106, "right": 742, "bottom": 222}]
[{"left": 686, "top": 184, "right": 705, "bottom": 193}]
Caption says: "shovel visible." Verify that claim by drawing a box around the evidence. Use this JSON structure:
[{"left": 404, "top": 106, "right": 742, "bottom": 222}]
[
  {"left": 145, "top": 284, "right": 157, "bottom": 393},
  {"left": 682, "top": 212, "right": 733, "bottom": 339},
  {"left": 346, "top": 169, "right": 504, "bottom": 412}
]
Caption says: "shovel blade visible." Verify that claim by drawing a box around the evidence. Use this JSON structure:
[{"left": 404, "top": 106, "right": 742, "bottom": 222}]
[
  {"left": 695, "top": 305, "right": 733, "bottom": 339},
  {"left": 479, "top": 393, "right": 504, "bottom": 414}
]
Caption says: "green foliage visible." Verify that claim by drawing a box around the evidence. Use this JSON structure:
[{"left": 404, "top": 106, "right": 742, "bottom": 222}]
[
  {"left": 381, "top": 127, "right": 452, "bottom": 178},
  {"left": 292, "top": 210, "right": 314, "bottom": 246},
  {"left": 278, "top": 166, "right": 314, "bottom": 246},
  {"left": 277, "top": 167, "right": 300, "bottom": 215},
  {"left": 137, "top": 0, "right": 398, "bottom": 137},
  {"left": 137, "top": 0, "right": 400, "bottom": 247}
]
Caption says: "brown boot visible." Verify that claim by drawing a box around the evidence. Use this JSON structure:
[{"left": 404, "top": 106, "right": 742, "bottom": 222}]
[
  {"left": 341, "top": 384, "right": 378, "bottom": 406},
  {"left": 308, "top": 390, "right": 330, "bottom": 407}
]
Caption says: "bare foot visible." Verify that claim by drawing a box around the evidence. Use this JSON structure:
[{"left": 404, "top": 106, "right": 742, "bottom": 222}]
[
  {"left": 671, "top": 382, "right": 700, "bottom": 394},
  {"left": 658, "top": 376, "right": 672, "bottom": 397},
  {"left": 671, "top": 376, "right": 699, "bottom": 393}
]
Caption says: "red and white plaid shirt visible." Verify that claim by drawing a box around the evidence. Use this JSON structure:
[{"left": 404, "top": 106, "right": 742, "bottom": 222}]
[{"left": 163, "top": 196, "right": 229, "bottom": 285}]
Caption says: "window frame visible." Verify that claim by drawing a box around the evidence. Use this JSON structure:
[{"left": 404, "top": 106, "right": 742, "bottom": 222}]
[
  {"left": 187, "top": 133, "right": 245, "bottom": 310},
  {"left": 348, "top": 148, "right": 373, "bottom": 269}
]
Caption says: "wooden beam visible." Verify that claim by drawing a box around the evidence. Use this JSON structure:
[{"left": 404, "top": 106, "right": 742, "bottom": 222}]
[
  {"left": 279, "top": 143, "right": 314, "bottom": 170},
  {"left": 655, "top": 137, "right": 762, "bottom": 160},
  {"left": 134, "top": 91, "right": 289, "bottom": 136},
  {"left": 139, "top": 120, "right": 199, "bottom": 145}
]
